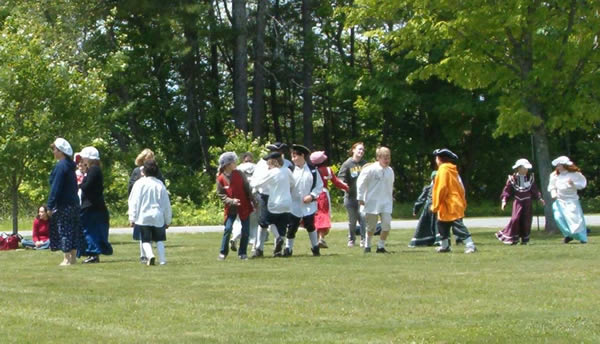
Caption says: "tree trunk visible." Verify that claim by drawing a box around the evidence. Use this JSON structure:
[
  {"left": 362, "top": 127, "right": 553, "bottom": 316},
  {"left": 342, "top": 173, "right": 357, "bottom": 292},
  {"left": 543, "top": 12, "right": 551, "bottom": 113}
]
[
  {"left": 232, "top": 0, "right": 248, "bottom": 131},
  {"left": 301, "top": 0, "right": 313, "bottom": 148},
  {"left": 269, "top": 75, "right": 281, "bottom": 142},
  {"left": 11, "top": 172, "right": 19, "bottom": 234},
  {"left": 182, "top": 7, "right": 212, "bottom": 172},
  {"left": 532, "top": 124, "right": 559, "bottom": 233},
  {"left": 252, "top": 0, "right": 267, "bottom": 139}
]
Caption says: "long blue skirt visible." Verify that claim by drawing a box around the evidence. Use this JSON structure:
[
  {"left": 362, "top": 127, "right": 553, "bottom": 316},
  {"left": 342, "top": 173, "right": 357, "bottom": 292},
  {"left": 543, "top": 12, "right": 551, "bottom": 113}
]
[
  {"left": 49, "top": 204, "right": 84, "bottom": 253},
  {"left": 553, "top": 199, "right": 587, "bottom": 242},
  {"left": 79, "top": 208, "right": 113, "bottom": 257}
]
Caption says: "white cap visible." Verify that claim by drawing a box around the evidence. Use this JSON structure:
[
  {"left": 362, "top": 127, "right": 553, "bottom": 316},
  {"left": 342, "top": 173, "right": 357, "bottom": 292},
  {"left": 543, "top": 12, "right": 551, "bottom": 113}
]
[
  {"left": 552, "top": 156, "right": 573, "bottom": 167},
  {"left": 53, "top": 138, "right": 73, "bottom": 156},
  {"left": 80, "top": 146, "right": 100, "bottom": 160},
  {"left": 512, "top": 158, "right": 532, "bottom": 170}
]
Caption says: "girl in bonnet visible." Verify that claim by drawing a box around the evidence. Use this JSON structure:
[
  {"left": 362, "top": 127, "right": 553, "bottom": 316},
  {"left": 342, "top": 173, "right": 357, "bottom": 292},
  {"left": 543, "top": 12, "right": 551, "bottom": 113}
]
[
  {"left": 548, "top": 156, "right": 588, "bottom": 244},
  {"left": 310, "top": 151, "right": 348, "bottom": 248},
  {"left": 496, "top": 158, "right": 544, "bottom": 245}
]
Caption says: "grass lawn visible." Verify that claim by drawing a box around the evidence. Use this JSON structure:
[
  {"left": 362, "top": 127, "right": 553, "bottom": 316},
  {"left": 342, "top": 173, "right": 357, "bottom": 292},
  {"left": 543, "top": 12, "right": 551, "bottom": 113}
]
[{"left": 1, "top": 227, "right": 599, "bottom": 343}]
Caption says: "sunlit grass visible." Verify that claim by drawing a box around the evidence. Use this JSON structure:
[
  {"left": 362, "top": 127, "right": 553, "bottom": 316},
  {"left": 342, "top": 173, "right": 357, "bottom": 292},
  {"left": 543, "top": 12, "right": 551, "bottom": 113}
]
[{"left": 1, "top": 227, "right": 599, "bottom": 343}]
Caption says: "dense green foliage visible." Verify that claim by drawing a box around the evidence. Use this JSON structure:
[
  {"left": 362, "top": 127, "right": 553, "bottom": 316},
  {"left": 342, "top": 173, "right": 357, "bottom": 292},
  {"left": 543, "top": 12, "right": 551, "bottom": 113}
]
[
  {"left": 0, "top": 1, "right": 598, "bottom": 229},
  {"left": 1, "top": 228, "right": 599, "bottom": 343}
]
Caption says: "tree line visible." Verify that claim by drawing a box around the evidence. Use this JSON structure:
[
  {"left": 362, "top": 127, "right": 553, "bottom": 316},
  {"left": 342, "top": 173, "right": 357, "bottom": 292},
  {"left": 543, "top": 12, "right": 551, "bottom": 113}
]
[{"left": 1, "top": 0, "right": 598, "bottom": 233}]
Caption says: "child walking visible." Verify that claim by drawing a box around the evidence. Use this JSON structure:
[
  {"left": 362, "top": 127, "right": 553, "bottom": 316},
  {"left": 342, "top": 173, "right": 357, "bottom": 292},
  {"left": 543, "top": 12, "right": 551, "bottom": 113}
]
[
  {"left": 128, "top": 160, "right": 172, "bottom": 266},
  {"left": 310, "top": 151, "right": 348, "bottom": 248},
  {"left": 430, "top": 149, "right": 476, "bottom": 254},
  {"left": 216, "top": 152, "right": 255, "bottom": 260},
  {"left": 496, "top": 158, "right": 544, "bottom": 245},
  {"left": 356, "top": 146, "right": 395, "bottom": 253}
]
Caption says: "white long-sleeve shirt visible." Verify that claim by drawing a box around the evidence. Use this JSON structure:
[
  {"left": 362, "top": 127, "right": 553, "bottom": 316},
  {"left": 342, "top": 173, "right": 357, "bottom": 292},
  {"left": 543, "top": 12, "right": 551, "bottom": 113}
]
[
  {"left": 251, "top": 166, "right": 293, "bottom": 214},
  {"left": 548, "top": 171, "right": 586, "bottom": 200},
  {"left": 356, "top": 162, "right": 395, "bottom": 214},
  {"left": 290, "top": 163, "right": 323, "bottom": 218},
  {"left": 128, "top": 176, "right": 172, "bottom": 227},
  {"left": 251, "top": 158, "right": 292, "bottom": 195}
]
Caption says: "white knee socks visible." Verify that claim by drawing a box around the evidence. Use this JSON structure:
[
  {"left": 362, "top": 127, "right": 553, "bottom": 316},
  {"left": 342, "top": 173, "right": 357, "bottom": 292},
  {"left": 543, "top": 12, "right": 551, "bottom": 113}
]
[
  {"left": 156, "top": 241, "right": 166, "bottom": 263},
  {"left": 308, "top": 231, "right": 318, "bottom": 247}
]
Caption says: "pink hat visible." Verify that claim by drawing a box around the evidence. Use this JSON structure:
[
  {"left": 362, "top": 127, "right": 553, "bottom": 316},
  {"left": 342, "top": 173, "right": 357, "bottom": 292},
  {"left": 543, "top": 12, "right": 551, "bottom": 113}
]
[{"left": 310, "top": 151, "right": 327, "bottom": 165}]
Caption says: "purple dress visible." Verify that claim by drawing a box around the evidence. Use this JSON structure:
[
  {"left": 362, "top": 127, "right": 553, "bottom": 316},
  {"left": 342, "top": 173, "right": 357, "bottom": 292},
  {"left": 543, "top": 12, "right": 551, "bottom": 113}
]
[{"left": 496, "top": 173, "right": 542, "bottom": 244}]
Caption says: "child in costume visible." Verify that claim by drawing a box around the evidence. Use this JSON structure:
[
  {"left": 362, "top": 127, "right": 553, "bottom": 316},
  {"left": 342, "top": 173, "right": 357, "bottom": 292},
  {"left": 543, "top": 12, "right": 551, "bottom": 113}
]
[
  {"left": 548, "top": 156, "right": 588, "bottom": 244},
  {"left": 408, "top": 171, "right": 439, "bottom": 247},
  {"left": 496, "top": 158, "right": 544, "bottom": 245},
  {"left": 310, "top": 151, "right": 348, "bottom": 249}
]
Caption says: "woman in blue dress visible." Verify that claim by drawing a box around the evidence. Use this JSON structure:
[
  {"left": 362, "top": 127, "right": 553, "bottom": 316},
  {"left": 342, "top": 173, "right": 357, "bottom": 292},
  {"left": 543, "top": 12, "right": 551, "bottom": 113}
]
[{"left": 48, "top": 138, "right": 84, "bottom": 266}]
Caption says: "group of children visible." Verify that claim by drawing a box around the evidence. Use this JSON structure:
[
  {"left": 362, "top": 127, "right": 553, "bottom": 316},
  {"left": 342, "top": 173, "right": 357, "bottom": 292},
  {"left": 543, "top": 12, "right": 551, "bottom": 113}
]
[
  {"left": 215, "top": 143, "right": 399, "bottom": 259},
  {"left": 409, "top": 154, "right": 588, "bottom": 249}
]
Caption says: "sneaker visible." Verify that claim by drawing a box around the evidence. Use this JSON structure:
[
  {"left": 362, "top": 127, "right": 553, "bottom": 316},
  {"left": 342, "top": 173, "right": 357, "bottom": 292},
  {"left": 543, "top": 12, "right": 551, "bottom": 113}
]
[
  {"left": 376, "top": 247, "right": 389, "bottom": 254},
  {"left": 563, "top": 237, "right": 573, "bottom": 244},
  {"left": 318, "top": 239, "right": 328, "bottom": 249},
  {"left": 159, "top": 261, "right": 167, "bottom": 265},
  {"left": 347, "top": 240, "right": 355, "bottom": 248},
  {"left": 464, "top": 246, "right": 477, "bottom": 254},
  {"left": 311, "top": 246, "right": 321, "bottom": 257},
  {"left": 217, "top": 253, "right": 226, "bottom": 261},
  {"left": 436, "top": 246, "right": 451, "bottom": 253},
  {"left": 83, "top": 255, "right": 100, "bottom": 264},
  {"left": 364, "top": 247, "right": 371, "bottom": 253},
  {"left": 229, "top": 239, "right": 237, "bottom": 252},
  {"left": 140, "top": 256, "right": 148, "bottom": 264},
  {"left": 252, "top": 249, "right": 264, "bottom": 258},
  {"left": 359, "top": 239, "right": 365, "bottom": 248},
  {"left": 239, "top": 254, "right": 248, "bottom": 260},
  {"left": 274, "top": 237, "right": 284, "bottom": 256},
  {"left": 147, "top": 257, "right": 156, "bottom": 266},
  {"left": 283, "top": 247, "right": 293, "bottom": 257}
]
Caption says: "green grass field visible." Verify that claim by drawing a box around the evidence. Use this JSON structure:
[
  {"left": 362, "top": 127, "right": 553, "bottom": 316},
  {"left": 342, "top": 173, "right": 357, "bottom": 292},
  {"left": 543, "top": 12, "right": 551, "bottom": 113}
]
[{"left": 1, "top": 227, "right": 599, "bottom": 343}]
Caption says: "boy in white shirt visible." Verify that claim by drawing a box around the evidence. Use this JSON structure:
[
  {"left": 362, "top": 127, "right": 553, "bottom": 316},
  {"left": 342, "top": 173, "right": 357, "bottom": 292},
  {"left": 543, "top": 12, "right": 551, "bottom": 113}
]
[
  {"left": 285, "top": 144, "right": 324, "bottom": 257},
  {"left": 128, "top": 160, "right": 172, "bottom": 265},
  {"left": 250, "top": 152, "right": 294, "bottom": 257},
  {"left": 356, "top": 146, "right": 394, "bottom": 253}
]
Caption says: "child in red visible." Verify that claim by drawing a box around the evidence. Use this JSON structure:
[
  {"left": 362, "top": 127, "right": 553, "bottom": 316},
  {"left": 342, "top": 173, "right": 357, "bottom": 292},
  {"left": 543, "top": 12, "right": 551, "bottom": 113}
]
[
  {"left": 22, "top": 206, "right": 51, "bottom": 249},
  {"left": 216, "top": 152, "right": 255, "bottom": 260},
  {"left": 310, "top": 151, "right": 349, "bottom": 248}
]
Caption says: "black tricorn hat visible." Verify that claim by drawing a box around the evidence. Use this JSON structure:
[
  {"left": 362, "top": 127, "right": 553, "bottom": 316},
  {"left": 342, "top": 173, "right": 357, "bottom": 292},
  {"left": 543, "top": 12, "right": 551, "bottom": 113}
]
[
  {"left": 266, "top": 142, "right": 288, "bottom": 151},
  {"left": 291, "top": 144, "right": 310, "bottom": 156},
  {"left": 263, "top": 151, "right": 282, "bottom": 160},
  {"left": 433, "top": 148, "right": 458, "bottom": 160}
]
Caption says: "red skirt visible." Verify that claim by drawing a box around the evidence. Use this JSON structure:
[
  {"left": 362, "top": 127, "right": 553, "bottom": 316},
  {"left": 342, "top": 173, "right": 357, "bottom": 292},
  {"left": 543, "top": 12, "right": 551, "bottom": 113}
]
[{"left": 314, "top": 190, "right": 331, "bottom": 230}]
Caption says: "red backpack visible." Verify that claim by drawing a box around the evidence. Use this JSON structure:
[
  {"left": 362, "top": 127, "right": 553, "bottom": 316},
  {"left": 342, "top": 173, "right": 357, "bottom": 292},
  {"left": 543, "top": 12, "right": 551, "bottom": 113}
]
[{"left": 0, "top": 233, "right": 22, "bottom": 250}]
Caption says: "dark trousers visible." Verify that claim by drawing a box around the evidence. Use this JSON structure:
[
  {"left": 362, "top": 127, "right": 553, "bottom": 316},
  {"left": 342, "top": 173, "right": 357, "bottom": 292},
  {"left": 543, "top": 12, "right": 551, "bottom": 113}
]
[
  {"left": 437, "top": 218, "right": 471, "bottom": 242},
  {"left": 258, "top": 193, "right": 270, "bottom": 228},
  {"left": 267, "top": 212, "right": 289, "bottom": 237},
  {"left": 287, "top": 213, "right": 316, "bottom": 239},
  {"left": 220, "top": 213, "right": 249, "bottom": 256}
]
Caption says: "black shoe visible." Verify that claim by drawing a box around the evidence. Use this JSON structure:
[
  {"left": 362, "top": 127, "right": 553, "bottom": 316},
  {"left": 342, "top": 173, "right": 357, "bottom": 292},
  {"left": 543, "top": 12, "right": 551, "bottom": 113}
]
[
  {"left": 229, "top": 239, "right": 237, "bottom": 252},
  {"left": 376, "top": 247, "right": 388, "bottom": 254},
  {"left": 83, "top": 255, "right": 99, "bottom": 264},
  {"left": 283, "top": 247, "right": 293, "bottom": 257},
  {"left": 364, "top": 247, "right": 371, "bottom": 253},
  {"left": 252, "top": 249, "right": 263, "bottom": 258},
  {"left": 455, "top": 239, "right": 464, "bottom": 245},
  {"left": 147, "top": 257, "right": 156, "bottom": 266},
  {"left": 563, "top": 237, "right": 573, "bottom": 244},
  {"left": 140, "top": 256, "right": 148, "bottom": 264},
  {"left": 274, "top": 237, "right": 284, "bottom": 256},
  {"left": 311, "top": 245, "right": 320, "bottom": 256}
]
